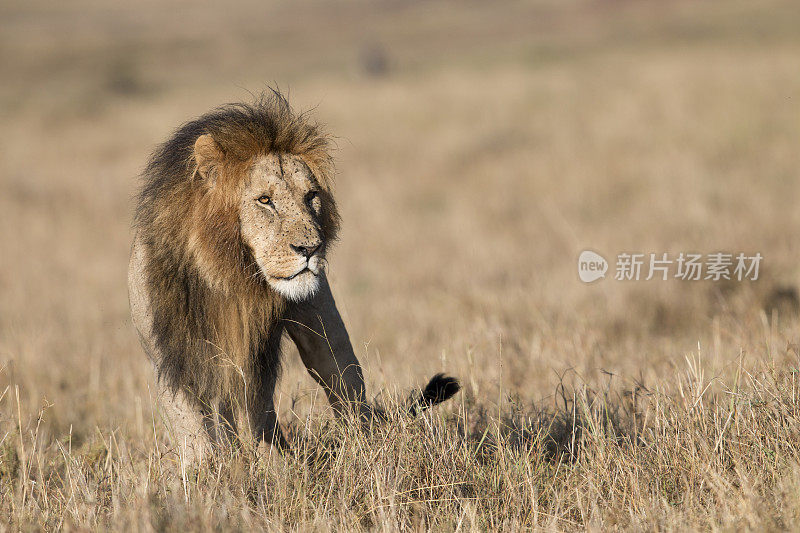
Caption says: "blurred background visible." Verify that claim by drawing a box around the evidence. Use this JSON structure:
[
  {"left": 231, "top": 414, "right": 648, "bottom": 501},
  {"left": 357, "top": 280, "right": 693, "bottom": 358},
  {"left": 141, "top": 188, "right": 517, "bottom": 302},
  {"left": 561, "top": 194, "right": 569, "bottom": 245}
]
[{"left": 0, "top": 0, "right": 798, "bottom": 437}]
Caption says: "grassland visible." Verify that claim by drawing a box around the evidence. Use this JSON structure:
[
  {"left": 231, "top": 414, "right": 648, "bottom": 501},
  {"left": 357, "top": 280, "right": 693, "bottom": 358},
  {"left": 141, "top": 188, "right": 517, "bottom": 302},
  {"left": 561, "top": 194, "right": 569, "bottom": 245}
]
[{"left": 1, "top": 0, "right": 799, "bottom": 529}]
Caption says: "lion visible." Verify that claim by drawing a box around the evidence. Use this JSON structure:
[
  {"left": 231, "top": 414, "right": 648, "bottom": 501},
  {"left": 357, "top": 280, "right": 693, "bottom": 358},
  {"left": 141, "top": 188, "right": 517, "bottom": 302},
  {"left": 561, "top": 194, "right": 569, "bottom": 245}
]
[{"left": 128, "top": 91, "right": 459, "bottom": 459}]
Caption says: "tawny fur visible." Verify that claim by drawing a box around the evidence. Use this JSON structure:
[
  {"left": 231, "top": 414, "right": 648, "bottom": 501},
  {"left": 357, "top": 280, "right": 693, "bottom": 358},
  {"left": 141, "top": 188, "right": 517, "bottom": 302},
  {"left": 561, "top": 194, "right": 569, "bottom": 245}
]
[
  {"left": 131, "top": 91, "right": 460, "bottom": 457},
  {"left": 133, "top": 91, "right": 339, "bottom": 413}
]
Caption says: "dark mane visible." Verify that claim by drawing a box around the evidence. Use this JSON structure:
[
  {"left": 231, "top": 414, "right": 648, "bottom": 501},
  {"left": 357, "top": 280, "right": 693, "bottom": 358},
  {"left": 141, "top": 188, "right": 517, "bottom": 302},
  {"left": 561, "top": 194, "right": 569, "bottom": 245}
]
[{"left": 133, "top": 91, "right": 339, "bottom": 406}]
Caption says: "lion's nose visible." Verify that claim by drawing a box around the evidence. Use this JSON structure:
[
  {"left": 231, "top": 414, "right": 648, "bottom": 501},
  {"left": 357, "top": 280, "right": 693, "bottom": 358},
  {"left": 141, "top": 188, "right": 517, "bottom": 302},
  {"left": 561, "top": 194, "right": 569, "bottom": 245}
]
[{"left": 291, "top": 243, "right": 320, "bottom": 258}]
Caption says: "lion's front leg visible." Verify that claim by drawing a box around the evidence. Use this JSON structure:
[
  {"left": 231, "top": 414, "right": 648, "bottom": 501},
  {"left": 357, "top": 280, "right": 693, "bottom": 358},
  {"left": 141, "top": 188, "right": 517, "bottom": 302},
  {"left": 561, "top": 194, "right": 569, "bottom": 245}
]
[
  {"left": 243, "top": 367, "right": 290, "bottom": 452},
  {"left": 249, "top": 400, "right": 290, "bottom": 452},
  {"left": 284, "top": 273, "right": 373, "bottom": 423}
]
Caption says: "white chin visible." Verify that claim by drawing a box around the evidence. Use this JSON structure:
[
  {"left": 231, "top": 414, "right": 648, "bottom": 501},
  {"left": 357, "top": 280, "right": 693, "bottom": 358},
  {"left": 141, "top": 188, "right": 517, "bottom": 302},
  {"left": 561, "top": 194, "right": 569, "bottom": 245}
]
[{"left": 268, "top": 272, "right": 320, "bottom": 301}]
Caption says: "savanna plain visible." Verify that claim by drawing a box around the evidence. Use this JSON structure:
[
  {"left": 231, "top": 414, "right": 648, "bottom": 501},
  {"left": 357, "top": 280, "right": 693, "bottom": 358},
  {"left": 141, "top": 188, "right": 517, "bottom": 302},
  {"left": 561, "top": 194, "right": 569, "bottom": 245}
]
[{"left": 1, "top": 0, "right": 800, "bottom": 530}]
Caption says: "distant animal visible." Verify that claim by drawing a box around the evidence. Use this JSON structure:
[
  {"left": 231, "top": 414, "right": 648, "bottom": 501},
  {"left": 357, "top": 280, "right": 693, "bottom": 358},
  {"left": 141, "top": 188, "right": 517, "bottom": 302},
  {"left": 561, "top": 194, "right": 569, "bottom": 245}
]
[{"left": 128, "top": 91, "right": 459, "bottom": 459}]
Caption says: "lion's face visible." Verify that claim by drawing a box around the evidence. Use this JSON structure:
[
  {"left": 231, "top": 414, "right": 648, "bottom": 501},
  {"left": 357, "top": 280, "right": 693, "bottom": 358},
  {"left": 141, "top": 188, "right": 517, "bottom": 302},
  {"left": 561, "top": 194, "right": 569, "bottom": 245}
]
[{"left": 239, "top": 153, "right": 327, "bottom": 301}]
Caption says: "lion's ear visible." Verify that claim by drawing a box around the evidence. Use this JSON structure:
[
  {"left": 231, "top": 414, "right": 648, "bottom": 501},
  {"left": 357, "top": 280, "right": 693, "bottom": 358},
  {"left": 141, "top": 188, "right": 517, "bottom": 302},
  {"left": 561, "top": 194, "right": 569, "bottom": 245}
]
[{"left": 193, "top": 134, "right": 224, "bottom": 184}]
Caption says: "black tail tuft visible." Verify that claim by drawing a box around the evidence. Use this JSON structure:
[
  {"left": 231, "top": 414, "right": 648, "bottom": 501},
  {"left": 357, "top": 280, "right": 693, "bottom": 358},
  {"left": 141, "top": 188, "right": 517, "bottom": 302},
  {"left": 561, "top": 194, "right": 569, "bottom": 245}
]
[{"left": 409, "top": 373, "right": 461, "bottom": 416}]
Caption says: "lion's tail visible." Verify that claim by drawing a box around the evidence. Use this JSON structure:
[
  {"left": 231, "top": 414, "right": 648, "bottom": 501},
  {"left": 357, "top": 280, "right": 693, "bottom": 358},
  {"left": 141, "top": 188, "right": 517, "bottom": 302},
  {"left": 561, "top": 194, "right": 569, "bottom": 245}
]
[{"left": 407, "top": 373, "right": 461, "bottom": 417}]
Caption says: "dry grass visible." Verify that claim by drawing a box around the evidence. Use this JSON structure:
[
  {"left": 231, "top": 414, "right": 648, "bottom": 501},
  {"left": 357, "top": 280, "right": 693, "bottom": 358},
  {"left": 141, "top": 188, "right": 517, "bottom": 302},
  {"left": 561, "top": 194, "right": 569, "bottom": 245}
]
[{"left": 1, "top": 0, "right": 800, "bottom": 530}]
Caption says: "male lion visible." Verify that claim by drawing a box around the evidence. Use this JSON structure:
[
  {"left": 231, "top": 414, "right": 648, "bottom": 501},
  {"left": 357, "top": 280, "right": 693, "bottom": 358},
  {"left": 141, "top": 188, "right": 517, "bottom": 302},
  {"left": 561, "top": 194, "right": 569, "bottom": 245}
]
[{"left": 129, "top": 92, "right": 459, "bottom": 458}]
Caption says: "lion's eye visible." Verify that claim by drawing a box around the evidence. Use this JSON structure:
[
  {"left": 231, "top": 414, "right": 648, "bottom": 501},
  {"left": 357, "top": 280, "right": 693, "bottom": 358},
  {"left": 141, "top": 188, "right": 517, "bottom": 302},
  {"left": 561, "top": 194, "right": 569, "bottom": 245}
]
[
  {"left": 257, "top": 195, "right": 274, "bottom": 207},
  {"left": 305, "top": 190, "right": 319, "bottom": 208}
]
